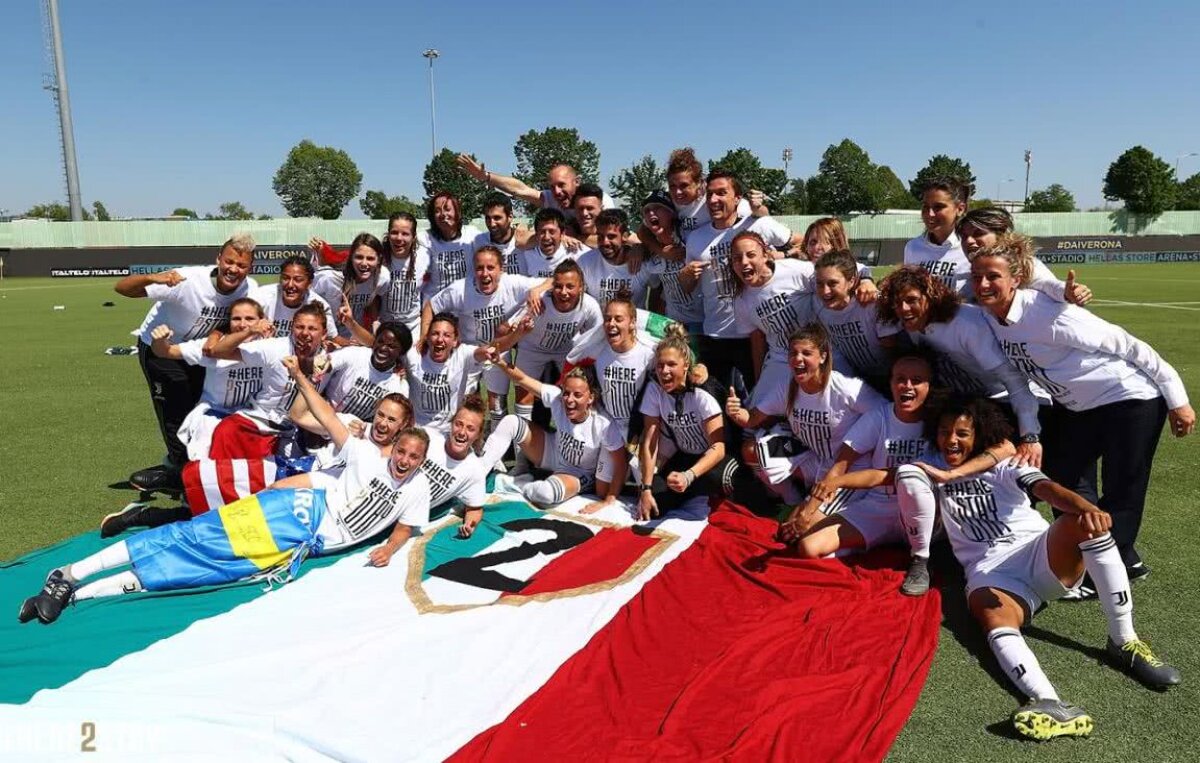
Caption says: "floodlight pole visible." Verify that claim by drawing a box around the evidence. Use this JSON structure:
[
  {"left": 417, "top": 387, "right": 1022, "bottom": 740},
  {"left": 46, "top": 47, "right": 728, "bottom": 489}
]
[
  {"left": 46, "top": 0, "right": 83, "bottom": 221},
  {"left": 782, "top": 147, "right": 793, "bottom": 177},
  {"left": 1023, "top": 149, "right": 1032, "bottom": 206},
  {"left": 1176, "top": 152, "right": 1198, "bottom": 179},
  {"left": 423, "top": 49, "right": 440, "bottom": 159}
]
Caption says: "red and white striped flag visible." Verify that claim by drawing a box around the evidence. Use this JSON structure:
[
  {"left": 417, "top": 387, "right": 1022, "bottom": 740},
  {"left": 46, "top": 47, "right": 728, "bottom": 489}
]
[{"left": 182, "top": 458, "right": 278, "bottom": 515}]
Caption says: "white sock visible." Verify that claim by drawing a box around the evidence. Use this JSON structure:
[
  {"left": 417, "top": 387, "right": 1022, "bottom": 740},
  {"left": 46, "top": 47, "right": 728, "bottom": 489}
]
[
  {"left": 480, "top": 415, "right": 528, "bottom": 469},
  {"left": 896, "top": 465, "right": 937, "bottom": 559},
  {"left": 514, "top": 403, "right": 534, "bottom": 421},
  {"left": 987, "top": 627, "right": 1059, "bottom": 701},
  {"left": 523, "top": 477, "right": 568, "bottom": 508},
  {"left": 74, "top": 570, "right": 144, "bottom": 601},
  {"left": 65, "top": 541, "right": 132, "bottom": 583},
  {"left": 1079, "top": 533, "right": 1137, "bottom": 644}
]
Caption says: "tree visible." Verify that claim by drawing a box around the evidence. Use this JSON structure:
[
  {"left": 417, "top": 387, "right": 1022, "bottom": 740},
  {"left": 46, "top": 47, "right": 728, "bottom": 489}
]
[
  {"left": 91, "top": 201, "right": 112, "bottom": 221},
  {"left": 513, "top": 127, "right": 601, "bottom": 190},
  {"left": 423, "top": 148, "right": 489, "bottom": 221},
  {"left": 707, "top": 148, "right": 788, "bottom": 201},
  {"left": 23, "top": 202, "right": 92, "bottom": 221},
  {"left": 272, "top": 139, "right": 362, "bottom": 219},
  {"left": 609, "top": 155, "right": 665, "bottom": 225},
  {"left": 171, "top": 207, "right": 198, "bottom": 219},
  {"left": 1024, "top": 184, "right": 1077, "bottom": 213},
  {"left": 1177, "top": 173, "right": 1200, "bottom": 211},
  {"left": 360, "top": 190, "right": 422, "bottom": 219},
  {"left": 909, "top": 154, "right": 976, "bottom": 200},
  {"left": 205, "top": 201, "right": 256, "bottom": 221},
  {"left": 775, "top": 178, "right": 807, "bottom": 215},
  {"left": 875, "top": 166, "right": 915, "bottom": 210},
  {"left": 1103, "top": 146, "right": 1177, "bottom": 216},
  {"left": 806, "top": 139, "right": 886, "bottom": 215}
]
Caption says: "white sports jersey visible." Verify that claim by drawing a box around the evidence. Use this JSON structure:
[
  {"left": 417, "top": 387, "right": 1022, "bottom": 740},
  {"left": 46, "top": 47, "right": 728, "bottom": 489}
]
[
  {"left": 733, "top": 259, "right": 816, "bottom": 363},
  {"left": 639, "top": 382, "right": 722, "bottom": 455},
  {"left": 178, "top": 338, "right": 262, "bottom": 411},
  {"left": 754, "top": 371, "right": 885, "bottom": 472},
  {"left": 420, "top": 429, "right": 488, "bottom": 509},
  {"left": 471, "top": 230, "right": 522, "bottom": 274},
  {"left": 595, "top": 341, "right": 657, "bottom": 428},
  {"left": 517, "top": 244, "right": 572, "bottom": 279},
  {"left": 843, "top": 403, "right": 930, "bottom": 499},
  {"left": 379, "top": 249, "right": 432, "bottom": 332},
  {"left": 311, "top": 266, "right": 391, "bottom": 332},
  {"left": 539, "top": 385, "right": 624, "bottom": 481},
  {"left": 686, "top": 215, "right": 793, "bottom": 338},
  {"left": 323, "top": 346, "right": 409, "bottom": 422},
  {"left": 984, "top": 289, "right": 1188, "bottom": 412},
  {"left": 316, "top": 437, "right": 431, "bottom": 550},
  {"left": 904, "top": 232, "right": 970, "bottom": 296},
  {"left": 250, "top": 283, "right": 336, "bottom": 339},
  {"left": 405, "top": 344, "right": 483, "bottom": 431},
  {"left": 539, "top": 188, "right": 617, "bottom": 217},
  {"left": 674, "top": 196, "right": 753, "bottom": 242},
  {"left": 134, "top": 266, "right": 258, "bottom": 344},
  {"left": 643, "top": 254, "right": 702, "bottom": 324},
  {"left": 511, "top": 292, "right": 603, "bottom": 356},
  {"left": 813, "top": 297, "right": 900, "bottom": 380},
  {"left": 422, "top": 226, "right": 482, "bottom": 295},
  {"left": 429, "top": 274, "right": 544, "bottom": 345},
  {"left": 237, "top": 337, "right": 327, "bottom": 425},
  {"left": 576, "top": 248, "right": 657, "bottom": 307},
  {"left": 933, "top": 456, "right": 1052, "bottom": 573}
]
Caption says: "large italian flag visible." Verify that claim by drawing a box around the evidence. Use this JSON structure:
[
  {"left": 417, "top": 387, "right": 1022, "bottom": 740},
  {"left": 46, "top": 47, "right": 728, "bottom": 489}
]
[{"left": 0, "top": 482, "right": 940, "bottom": 761}]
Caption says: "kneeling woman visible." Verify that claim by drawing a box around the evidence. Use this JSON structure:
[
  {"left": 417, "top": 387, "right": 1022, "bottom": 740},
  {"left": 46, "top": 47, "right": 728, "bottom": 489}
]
[
  {"left": 481, "top": 360, "right": 627, "bottom": 511},
  {"left": 896, "top": 398, "right": 1179, "bottom": 740},
  {"left": 19, "top": 357, "right": 431, "bottom": 626}
]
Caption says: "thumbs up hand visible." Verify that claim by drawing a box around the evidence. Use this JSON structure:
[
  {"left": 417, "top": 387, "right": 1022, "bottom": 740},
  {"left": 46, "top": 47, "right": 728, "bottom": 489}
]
[{"left": 1064, "top": 269, "right": 1094, "bottom": 306}]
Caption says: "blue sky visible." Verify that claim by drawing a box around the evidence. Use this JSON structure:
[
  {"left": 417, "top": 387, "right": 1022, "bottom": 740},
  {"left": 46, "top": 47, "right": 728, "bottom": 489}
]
[{"left": 3, "top": 0, "right": 1199, "bottom": 218}]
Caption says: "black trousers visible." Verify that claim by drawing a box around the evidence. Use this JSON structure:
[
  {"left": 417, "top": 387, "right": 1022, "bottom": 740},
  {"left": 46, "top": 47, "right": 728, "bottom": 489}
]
[
  {"left": 696, "top": 335, "right": 756, "bottom": 390},
  {"left": 137, "top": 340, "right": 206, "bottom": 470},
  {"left": 650, "top": 449, "right": 774, "bottom": 516},
  {"left": 1039, "top": 396, "right": 1168, "bottom": 568}
]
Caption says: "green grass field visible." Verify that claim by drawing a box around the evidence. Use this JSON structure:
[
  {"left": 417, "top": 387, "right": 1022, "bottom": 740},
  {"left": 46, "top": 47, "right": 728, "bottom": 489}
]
[{"left": 1, "top": 265, "right": 1198, "bottom": 760}]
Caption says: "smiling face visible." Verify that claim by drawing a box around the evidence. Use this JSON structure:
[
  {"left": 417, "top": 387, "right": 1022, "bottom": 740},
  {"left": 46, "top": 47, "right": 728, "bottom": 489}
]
[
  {"left": 655, "top": 347, "right": 689, "bottom": 393},
  {"left": 370, "top": 399, "right": 409, "bottom": 446},
  {"left": 371, "top": 328, "right": 405, "bottom": 370},
  {"left": 815, "top": 266, "right": 853, "bottom": 311},
  {"left": 921, "top": 189, "right": 964, "bottom": 244},
  {"left": 548, "top": 166, "right": 578, "bottom": 209},
  {"left": 937, "top": 413, "right": 976, "bottom": 468},
  {"left": 890, "top": 357, "right": 932, "bottom": 422},
  {"left": 388, "top": 218, "right": 416, "bottom": 257},
  {"left": 350, "top": 247, "right": 380, "bottom": 283},
  {"left": 895, "top": 286, "right": 931, "bottom": 332},
  {"left": 730, "top": 237, "right": 772, "bottom": 288},
  {"left": 484, "top": 205, "right": 513, "bottom": 241},
  {"left": 447, "top": 408, "right": 483, "bottom": 459},
  {"left": 433, "top": 196, "right": 459, "bottom": 238},
  {"left": 278, "top": 263, "right": 312, "bottom": 308},
  {"left": 788, "top": 338, "right": 827, "bottom": 390},
  {"left": 596, "top": 223, "right": 624, "bottom": 262},
  {"left": 214, "top": 246, "right": 253, "bottom": 294},
  {"left": 550, "top": 269, "right": 582, "bottom": 312},
  {"left": 229, "top": 302, "right": 262, "bottom": 332},
  {"left": 668, "top": 170, "right": 702, "bottom": 207},
  {"left": 473, "top": 250, "right": 503, "bottom": 295},
  {"left": 289, "top": 312, "right": 325, "bottom": 358},
  {"left": 970, "top": 254, "right": 1018, "bottom": 316},
  {"left": 388, "top": 433, "right": 428, "bottom": 480},
  {"left": 603, "top": 301, "right": 635, "bottom": 348},
  {"left": 536, "top": 219, "right": 563, "bottom": 256},
  {"left": 560, "top": 376, "right": 594, "bottom": 423},
  {"left": 959, "top": 221, "right": 997, "bottom": 256},
  {"left": 573, "top": 196, "right": 602, "bottom": 235},
  {"left": 426, "top": 319, "right": 459, "bottom": 362},
  {"left": 705, "top": 177, "right": 740, "bottom": 227}
]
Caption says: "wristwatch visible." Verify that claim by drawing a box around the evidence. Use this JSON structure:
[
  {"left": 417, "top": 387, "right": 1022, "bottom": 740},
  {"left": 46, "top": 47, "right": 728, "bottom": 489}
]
[
  {"left": 640, "top": 484, "right": 653, "bottom": 492},
  {"left": 1019, "top": 433, "right": 1040, "bottom": 444}
]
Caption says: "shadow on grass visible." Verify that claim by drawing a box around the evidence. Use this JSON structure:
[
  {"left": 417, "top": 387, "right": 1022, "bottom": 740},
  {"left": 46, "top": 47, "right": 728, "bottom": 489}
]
[{"left": 984, "top": 719, "right": 1028, "bottom": 741}]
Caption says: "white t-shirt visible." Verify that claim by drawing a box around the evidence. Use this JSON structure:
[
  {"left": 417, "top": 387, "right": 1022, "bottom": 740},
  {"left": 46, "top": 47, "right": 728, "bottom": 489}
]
[
  {"left": 755, "top": 371, "right": 885, "bottom": 471},
  {"left": 842, "top": 403, "right": 930, "bottom": 499},
  {"left": 934, "top": 457, "right": 1053, "bottom": 573},
  {"left": 517, "top": 244, "right": 572, "bottom": 279},
  {"left": 909, "top": 304, "right": 1013, "bottom": 397},
  {"left": 323, "top": 346, "right": 409, "bottom": 422},
  {"left": 420, "top": 429, "right": 489, "bottom": 509},
  {"left": 405, "top": 344, "right": 483, "bottom": 431},
  {"left": 674, "top": 196, "right": 753, "bottom": 242},
  {"left": 178, "top": 338, "right": 262, "bottom": 411},
  {"left": 539, "top": 188, "right": 617, "bottom": 217},
  {"left": 733, "top": 258, "right": 816, "bottom": 363},
  {"left": 422, "top": 226, "right": 482, "bottom": 295},
  {"left": 311, "top": 266, "right": 391, "bottom": 335},
  {"left": 686, "top": 215, "right": 793, "bottom": 337},
  {"left": 379, "top": 249, "right": 432, "bottom": 331},
  {"left": 511, "top": 292, "right": 604, "bottom": 356},
  {"left": 577, "top": 248, "right": 657, "bottom": 307},
  {"left": 540, "top": 385, "right": 624, "bottom": 480},
  {"left": 316, "top": 437, "right": 431, "bottom": 551},
  {"left": 471, "top": 230, "right": 523, "bottom": 274},
  {"left": 236, "top": 336, "right": 325, "bottom": 425},
  {"left": 643, "top": 253, "right": 703, "bottom": 325},
  {"left": 134, "top": 266, "right": 258, "bottom": 344},
  {"left": 595, "top": 341, "right": 657, "bottom": 428},
  {"left": 813, "top": 297, "right": 900, "bottom": 380},
  {"left": 638, "top": 382, "right": 722, "bottom": 455},
  {"left": 250, "top": 283, "right": 336, "bottom": 339},
  {"left": 985, "top": 289, "right": 1188, "bottom": 412},
  {"left": 429, "top": 275, "right": 544, "bottom": 345},
  {"left": 904, "top": 232, "right": 970, "bottom": 296}
]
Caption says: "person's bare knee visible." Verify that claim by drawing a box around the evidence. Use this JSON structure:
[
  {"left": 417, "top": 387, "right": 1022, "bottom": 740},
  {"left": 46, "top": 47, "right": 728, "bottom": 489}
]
[{"left": 968, "top": 587, "right": 1026, "bottom": 631}]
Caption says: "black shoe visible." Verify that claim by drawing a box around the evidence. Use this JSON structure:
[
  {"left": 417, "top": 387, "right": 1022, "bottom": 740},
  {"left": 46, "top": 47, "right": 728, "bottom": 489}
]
[
  {"left": 100, "top": 502, "right": 154, "bottom": 538},
  {"left": 129, "top": 465, "right": 183, "bottom": 495},
  {"left": 1107, "top": 637, "right": 1182, "bottom": 689},
  {"left": 900, "top": 557, "right": 931, "bottom": 597},
  {"left": 1126, "top": 562, "right": 1151, "bottom": 584},
  {"left": 24, "top": 570, "right": 76, "bottom": 625}
]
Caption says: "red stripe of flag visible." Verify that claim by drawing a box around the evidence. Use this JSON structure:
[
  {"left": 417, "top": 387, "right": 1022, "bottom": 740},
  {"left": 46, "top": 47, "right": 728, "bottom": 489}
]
[
  {"left": 214, "top": 460, "right": 240, "bottom": 506},
  {"left": 181, "top": 461, "right": 209, "bottom": 514}
]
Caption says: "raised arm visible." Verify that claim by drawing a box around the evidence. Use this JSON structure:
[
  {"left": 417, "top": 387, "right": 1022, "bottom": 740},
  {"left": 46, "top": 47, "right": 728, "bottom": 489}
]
[
  {"left": 337, "top": 304, "right": 375, "bottom": 346},
  {"left": 725, "top": 387, "right": 772, "bottom": 430},
  {"left": 284, "top": 355, "right": 350, "bottom": 448},
  {"left": 493, "top": 356, "right": 544, "bottom": 396},
  {"left": 207, "top": 320, "right": 274, "bottom": 361},
  {"left": 148, "top": 325, "right": 184, "bottom": 360},
  {"left": 114, "top": 269, "right": 184, "bottom": 298},
  {"left": 455, "top": 154, "right": 541, "bottom": 206}
]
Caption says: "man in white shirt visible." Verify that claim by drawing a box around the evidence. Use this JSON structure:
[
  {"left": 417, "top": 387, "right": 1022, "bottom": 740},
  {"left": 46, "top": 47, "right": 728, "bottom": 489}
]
[
  {"left": 577, "top": 210, "right": 657, "bottom": 307},
  {"left": 454, "top": 154, "right": 616, "bottom": 217},
  {"left": 473, "top": 193, "right": 529, "bottom": 274},
  {"left": 115, "top": 233, "right": 258, "bottom": 493},
  {"left": 518, "top": 208, "right": 573, "bottom": 278}
]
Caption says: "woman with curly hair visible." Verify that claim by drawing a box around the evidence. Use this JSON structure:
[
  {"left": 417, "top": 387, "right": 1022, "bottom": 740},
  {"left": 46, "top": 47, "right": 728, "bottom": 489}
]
[{"left": 876, "top": 265, "right": 1044, "bottom": 467}]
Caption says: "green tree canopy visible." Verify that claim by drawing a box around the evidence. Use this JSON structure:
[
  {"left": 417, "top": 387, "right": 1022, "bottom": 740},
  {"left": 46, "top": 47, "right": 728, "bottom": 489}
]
[
  {"left": 170, "top": 207, "right": 198, "bottom": 219},
  {"left": 205, "top": 201, "right": 256, "bottom": 221},
  {"left": 806, "top": 139, "right": 887, "bottom": 215},
  {"left": 775, "top": 178, "right": 807, "bottom": 215},
  {"left": 909, "top": 154, "right": 976, "bottom": 200},
  {"left": 23, "top": 202, "right": 91, "bottom": 221},
  {"left": 423, "top": 148, "right": 489, "bottom": 221},
  {"left": 91, "top": 201, "right": 112, "bottom": 221},
  {"left": 1177, "top": 173, "right": 1200, "bottom": 211},
  {"left": 273, "top": 139, "right": 363, "bottom": 219},
  {"left": 1103, "top": 146, "right": 1177, "bottom": 215},
  {"left": 609, "top": 154, "right": 666, "bottom": 226},
  {"left": 360, "top": 190, "right": 422, "bottom": 219},
  {"left": 875, "top": 166, "right": 916, "bottom": 210},
  {"left": 513, "top": 127, "right": 601, "bottom": 190},
  {"left": 1024, "top": 184, "right": 1077, "bottom": 213},
  {"left": 707, "top": 148, "right": 788, "bottom": 200}
]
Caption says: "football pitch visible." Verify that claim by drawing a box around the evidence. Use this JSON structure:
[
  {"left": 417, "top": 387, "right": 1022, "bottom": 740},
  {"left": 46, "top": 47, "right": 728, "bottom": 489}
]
[{"left": 1, "top": 264, "right": 1197, "bottom": 760}]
